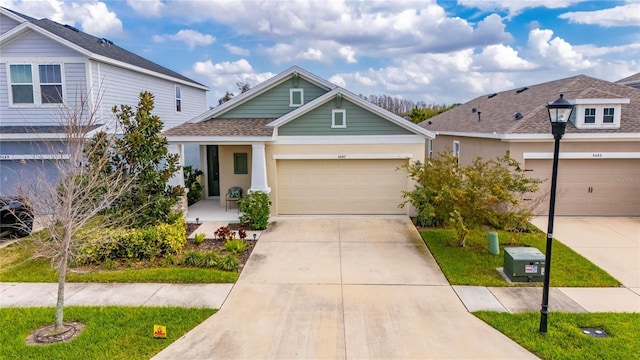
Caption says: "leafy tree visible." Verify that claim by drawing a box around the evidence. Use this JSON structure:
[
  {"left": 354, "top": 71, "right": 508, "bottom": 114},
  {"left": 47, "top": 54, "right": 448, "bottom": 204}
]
[
  {"left": 90, "top": 91, "right": 182, "bottom": 227},
  {"left": 401, "top": 151, "right": 543, "bottom": 246},
  {"left": 184, "top": 166, "right": 204, "bottom": 206}
]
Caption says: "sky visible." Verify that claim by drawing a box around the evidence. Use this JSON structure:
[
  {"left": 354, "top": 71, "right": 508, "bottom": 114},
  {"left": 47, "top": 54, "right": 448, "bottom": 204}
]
[{"left": 3, "top": 0, "right": 639, "bottom": 107}]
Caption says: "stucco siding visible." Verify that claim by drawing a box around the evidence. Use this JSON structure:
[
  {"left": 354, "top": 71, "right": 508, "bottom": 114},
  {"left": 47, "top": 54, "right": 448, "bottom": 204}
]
[
  {"left": 432, "top": 135, "right": 509, "bottom": 164},
  {"left": 217, "top": 145, "right": 252, "bottom": 208},
  {"left": 218, "top": 78, "right": 327, "bottom": 119},
  {"left": 93, "top": 61, "right": 206, "bottom": 130},
  {"left": 0, "top": 14, "right": 21, "bottom": 34},
  {"left": 1, "top": 30, "right": 82, "bottom": 57},
  {"left": 278, "top": 99, "right": 414, "bottom": 136}
]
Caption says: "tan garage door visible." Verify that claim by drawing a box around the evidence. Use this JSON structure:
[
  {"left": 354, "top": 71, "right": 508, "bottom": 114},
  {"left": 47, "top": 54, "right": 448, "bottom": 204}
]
[
  {"left": 277, "top": 159, "right": 408, "bottom": 215},
  {"left": 525, "top": 159, "right": 640, "bottom": 216}
]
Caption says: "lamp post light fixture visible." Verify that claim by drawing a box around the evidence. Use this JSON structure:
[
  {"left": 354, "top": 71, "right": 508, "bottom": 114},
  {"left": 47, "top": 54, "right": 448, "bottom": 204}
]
[{"left": 539, "top": 93, "right": 575, "bottom": 335}]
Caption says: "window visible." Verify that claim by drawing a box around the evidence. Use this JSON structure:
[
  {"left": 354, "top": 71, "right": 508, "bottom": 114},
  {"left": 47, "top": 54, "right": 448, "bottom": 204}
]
[
  {"left": 603, "top": 108, "right": 614, "bottom": 123},
  {"left": 175, "top": 85, "right": 182, "bottom": 112},
  {"left": 453, "top": 140, "right": 460, "bottom": 161},
  {"left": 332, "top": 109, "right": 346, "bottom": 128},
  {"left": 584, "top": 108, "right": 596, "bottom": 124},
  {"left": 428, "top": 139, "right": 434, "bottom": 158},
  {"left": 38, "top": 64, "right": 62, "bottom": 103},
  {"left": 290, "top": 88, "right": 304, "bottom": 107},
  {"left": 10, "top": 64, "right": 34, "bottom": 104},
  {"left": 234, "top": 153, "right": 248, "bottom": 174}
]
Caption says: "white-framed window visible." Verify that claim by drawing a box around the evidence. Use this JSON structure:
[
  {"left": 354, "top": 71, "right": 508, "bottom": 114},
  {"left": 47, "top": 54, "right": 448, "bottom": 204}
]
[
  {"left": 584, "top": 107, "right": 596, "bottom": 124},
  {"left": 8, "top": 63, "right": 64, "bottom": 105},
  {"left": 603, "top": 107, "right": 615, "bottom": 123},
  {"left": 289, "top": 88, "right": 304, "bottom": 107},
  {"left": 428, "top": 139, "right": 434, "bottom": 158},
  {"left": 175, "top": 85, "right": 182, "bottom": 113},
  {"left": 332, "top": 109, "right": 346, "bottom": 128},
  {"left": 574, "top": 104, "right": 623, "bottom": 129},
  {"left": 453, "top": 140, "right": 460, "bottom": 159}
]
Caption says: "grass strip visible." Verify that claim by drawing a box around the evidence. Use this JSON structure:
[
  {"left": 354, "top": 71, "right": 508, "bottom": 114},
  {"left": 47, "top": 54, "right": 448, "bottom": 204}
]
[
  {"left": 474, "top": 311, "right": 640, "bottom": 360},
  {"left": 421, "top": 228, "right": 620, "bottom": 287},
  {"left": 0, "top": 306, "right": 215, "bottom": 360}
]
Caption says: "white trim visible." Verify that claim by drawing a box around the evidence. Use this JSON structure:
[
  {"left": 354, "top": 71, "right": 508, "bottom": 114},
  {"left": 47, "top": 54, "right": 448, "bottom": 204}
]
[
  {"left": 331, "top": 109, "right": 346, "bottom": 128},
  {"left": 434, "top": 131, "right": 640, "bottom": 141},
  {"left": 166, "top": 136, "right": 274, "bottom": 144},
  {"left": 273, "top": 135, "right": 426, "bottom": 145},
  {"left": 574, "top": 98, "right": 630, "bottom": 105},
  {"left": 523, "top": 152, "right": 640, "bottom": 160},
  {"left": 273, "top": 153, "right": 413, "bottom": 160},
  {"left": 289, "top": 88, "right": 304, "bottom": 107},
  {"left": 0, "top": 154, "right": 71, "bottom": 160},
  {"left": 174, "top": 84, "right": 182, "bottom": 113},
  {"left": 250, "top": 143, "right": 271, "bottom": 193}
]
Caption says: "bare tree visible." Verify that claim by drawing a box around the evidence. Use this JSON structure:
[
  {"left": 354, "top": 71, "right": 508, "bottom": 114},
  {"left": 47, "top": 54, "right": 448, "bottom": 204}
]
[{"left": 18, "top": 91, "right": 135, "bottom": 333}]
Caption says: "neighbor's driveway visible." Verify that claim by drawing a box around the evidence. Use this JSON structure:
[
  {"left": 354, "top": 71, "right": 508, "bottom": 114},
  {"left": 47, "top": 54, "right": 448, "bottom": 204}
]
[
  {"left": 530, "top": 216, "right": 640, "bottom": 290},
  {"left": 154, "top": 217, "right": 535, "bottom": 359}
]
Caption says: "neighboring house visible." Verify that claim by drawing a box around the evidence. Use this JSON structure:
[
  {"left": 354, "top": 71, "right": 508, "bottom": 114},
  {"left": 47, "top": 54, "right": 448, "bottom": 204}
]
[
  {"left": 0, "top": 7, "right": 208, "bottom": 196},
  {"left": 419, "top": 74, "right": 640, "bottom": 216},
  {"left": 616, "top": 72, "right": 640, "bottom": 90},
  {"left": 164, "top": 66, "right": 435, "bottom": 216}
]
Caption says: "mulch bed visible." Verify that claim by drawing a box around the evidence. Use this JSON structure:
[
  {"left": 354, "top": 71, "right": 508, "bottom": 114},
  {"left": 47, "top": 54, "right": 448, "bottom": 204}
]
[{"left": 185, "top": 222, "right": 256, "bottom": 271}]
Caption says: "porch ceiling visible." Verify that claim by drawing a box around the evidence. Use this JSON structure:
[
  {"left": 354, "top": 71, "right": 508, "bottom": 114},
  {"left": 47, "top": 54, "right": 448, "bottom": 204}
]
[{"left": 164, "top": 118, "right": 275, "bottom": 137}]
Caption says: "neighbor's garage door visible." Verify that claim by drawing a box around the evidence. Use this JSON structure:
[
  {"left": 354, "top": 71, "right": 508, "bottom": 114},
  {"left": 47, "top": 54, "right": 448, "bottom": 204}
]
[
  {"left": 526, "top": 159, "right": 640, "bottom": 216},
  {"left": 277, "top": 159, "right": 408, "bottom": 215}
]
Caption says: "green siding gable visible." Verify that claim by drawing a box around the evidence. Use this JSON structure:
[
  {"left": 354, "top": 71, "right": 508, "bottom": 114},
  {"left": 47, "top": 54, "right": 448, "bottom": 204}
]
[
  {"left": 219, "top": 78, "right": 327, "bottom": 119},
  {"left": 278, "top": 98, "right": 414, "bottom": 136}
]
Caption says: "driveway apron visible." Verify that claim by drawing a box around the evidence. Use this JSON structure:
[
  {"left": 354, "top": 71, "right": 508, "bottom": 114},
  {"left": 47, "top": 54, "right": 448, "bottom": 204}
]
[{"left": 154, "top": 217, "right": 535, "bottom": 359}]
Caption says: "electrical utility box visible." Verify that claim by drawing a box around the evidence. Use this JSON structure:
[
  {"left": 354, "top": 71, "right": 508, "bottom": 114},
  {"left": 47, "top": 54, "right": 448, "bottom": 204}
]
[{"left": 504, "top": 247, "right": 545, "bottom": 282}]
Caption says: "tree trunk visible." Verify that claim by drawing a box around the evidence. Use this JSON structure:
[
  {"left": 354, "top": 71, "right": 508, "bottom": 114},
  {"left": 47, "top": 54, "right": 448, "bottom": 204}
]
[{"left": 55, "top": 229, "right": 71, "bottom": 330}]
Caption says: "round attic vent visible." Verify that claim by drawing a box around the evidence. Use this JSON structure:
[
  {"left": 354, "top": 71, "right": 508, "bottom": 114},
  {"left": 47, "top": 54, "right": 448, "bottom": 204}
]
[
  {"left": 513, "top": 112, "right": 523, "bottom": 120},
  {"left": 471, "top": 107, "right": 477, "bottom": 113}
]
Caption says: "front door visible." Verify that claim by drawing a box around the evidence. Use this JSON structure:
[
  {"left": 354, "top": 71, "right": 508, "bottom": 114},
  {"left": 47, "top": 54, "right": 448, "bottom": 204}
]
[{"left": 207, "top": 145, "right": 220, "bottom": 196}]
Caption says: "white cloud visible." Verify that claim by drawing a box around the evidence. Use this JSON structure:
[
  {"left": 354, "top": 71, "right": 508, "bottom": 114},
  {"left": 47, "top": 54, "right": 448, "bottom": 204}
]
[
  {"left": 474, "top": 45, "right": 535, "bottom": 71},
  {"left": 527, "top": 28, "right": 591, "bottom": 70},
  {"left": 1, "top": 0, "right": 124, "bottom": 37},
  {"left": 339, "top": 46, "right": 357, "bottom": 64},
  {"left": 190, "top": 59, "right": 274, "bottom": 102},
  {"left": 458, "top": 0, "right": 583, "bottom": 17},
  {"left": 573, "top": 43, "right": 640, "bottom": 57},
  {"left": 126, "top": 0, "right": 164, "bottom": 17},
  {"left": 224, "top": 43, "right": 250, "bottom": 56},
  {"left": 153, "top": 29, "right": 215, "bottom": 49},
  {"left": 558, "top": 4, "right": 640, "bottom": 27}
]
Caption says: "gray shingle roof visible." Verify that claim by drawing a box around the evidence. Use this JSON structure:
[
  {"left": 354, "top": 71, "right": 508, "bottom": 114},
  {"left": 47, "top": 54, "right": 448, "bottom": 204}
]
[
  {"left": 616, "top": 73, "right": 640, "bottom": 84},
  {"left": 163, "top": 118, "right": 275, "bottom": 137},
  {"left": 419, "top": 75, "right": 640, "bottom": 135},
  {"left": 3, "top": 7, "right": 205, "bottom": 88}
]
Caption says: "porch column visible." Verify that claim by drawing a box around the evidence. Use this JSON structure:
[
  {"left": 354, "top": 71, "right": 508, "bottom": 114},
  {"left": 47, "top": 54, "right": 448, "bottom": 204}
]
[{"left": 250, "top": 143, "right": 271, "bottom": 193}]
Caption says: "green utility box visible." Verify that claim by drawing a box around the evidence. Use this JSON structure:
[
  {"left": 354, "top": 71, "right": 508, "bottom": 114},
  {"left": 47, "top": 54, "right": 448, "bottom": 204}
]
[{"left": 504, "top": 247, "right": 545, "bottom": 282}]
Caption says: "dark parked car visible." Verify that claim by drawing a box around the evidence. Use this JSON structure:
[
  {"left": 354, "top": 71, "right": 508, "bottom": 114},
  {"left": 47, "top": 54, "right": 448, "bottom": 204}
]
[{"left": 0, "top": 197, "right": 33, "bottom": 239}]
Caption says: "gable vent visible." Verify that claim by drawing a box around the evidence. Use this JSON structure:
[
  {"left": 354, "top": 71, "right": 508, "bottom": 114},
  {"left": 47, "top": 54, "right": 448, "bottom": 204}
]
[
  {"left": 63, "top": 24, "right": 79, "bottom": 32},
  {"left": 488, "top": 93, "right": 497, "bottom": 99},
  {"left": 516, "top": 87, "right": 529, "bottom": 94},
  {"left": 513, "top": 112, "right": 523, "bottom": 120},
  {"left": 471, "top": 107, "right": 477, "bottom": 113}
]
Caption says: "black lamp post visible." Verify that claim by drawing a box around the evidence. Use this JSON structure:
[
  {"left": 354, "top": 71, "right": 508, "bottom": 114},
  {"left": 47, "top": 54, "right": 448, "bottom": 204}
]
[{"left": 539, "top": 94, "right": 575, "bottom": 334}]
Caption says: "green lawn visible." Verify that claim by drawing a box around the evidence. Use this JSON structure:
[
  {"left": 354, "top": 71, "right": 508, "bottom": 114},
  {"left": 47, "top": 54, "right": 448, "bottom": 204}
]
[
  {"left": 421, "top": 228, "right": 620, "bottom": 287},
  {"left": 0, "top": 238, "right": 239, "bottom": 283},
  {"left": 474, "top": 312, "right": 640, "bottom": 360},
  {"left": 0, "top": 306, "right": 215, "bottom": 360}
]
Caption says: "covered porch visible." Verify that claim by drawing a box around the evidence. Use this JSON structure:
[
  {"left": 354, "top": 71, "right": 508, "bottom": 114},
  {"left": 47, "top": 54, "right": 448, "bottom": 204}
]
[{"left": 186, "top": 198, "right": 243, "bottom": 223}]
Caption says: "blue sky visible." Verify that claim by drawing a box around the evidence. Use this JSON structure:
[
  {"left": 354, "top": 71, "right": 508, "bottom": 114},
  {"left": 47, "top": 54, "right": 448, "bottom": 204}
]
[{"left": 3, "top": 0, "right": 639, "bottom": 107}]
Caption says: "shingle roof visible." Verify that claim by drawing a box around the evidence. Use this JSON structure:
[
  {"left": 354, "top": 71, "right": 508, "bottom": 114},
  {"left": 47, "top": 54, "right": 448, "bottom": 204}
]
[
  {"left": 0, "top": 125, "right": 102, "bottom": 134},
  {"left": 3, "top": 7, "right": 206, "bottom": 88},
  {"left": 419, "top": 75, "right": 640, "bottom": 135},
  {"left": 163, "top": 118, "right": 275, "bottom": 137},
  {"left": 616, "top": 73, "right": 640, "bottom": 84}
]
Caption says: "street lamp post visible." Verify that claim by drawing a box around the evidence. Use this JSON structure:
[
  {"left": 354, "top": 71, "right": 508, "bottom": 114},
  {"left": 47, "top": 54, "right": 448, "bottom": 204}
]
[{"left": 539, "top": 94, "right": 575, "bottom": 334}]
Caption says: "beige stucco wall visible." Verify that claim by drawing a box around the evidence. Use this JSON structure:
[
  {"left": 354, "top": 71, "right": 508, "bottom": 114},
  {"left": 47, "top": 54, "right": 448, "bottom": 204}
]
[
  {"left": 265, "top": 141, "right": 426, "bottom": 215},
  {"left": 218, "top": 145, "right": 252, "bottom": 208}
]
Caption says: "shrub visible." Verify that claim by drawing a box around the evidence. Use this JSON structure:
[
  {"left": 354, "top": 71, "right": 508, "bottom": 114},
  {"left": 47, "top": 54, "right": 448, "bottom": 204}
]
[
  {"left": 184, "top": 166, "right": 204, "bottom": 206},
  {"left": 182, "top": 251, "right": 204, "bottom": 267},
  {"left": 214, "top": 226, "right": 233, "bottom": 241},
  {"left": 402, "top": 151, "right": 543, "bottom": 246},
  {"left": 218, "top": 254, "right": 239, "bottom": 271},
  {"left": 224, "top": 239, "right": 247, "bottom": 254},
  {"left": 193, "top": 233, "right": 205, "bottom": 245},
  {"left": 238, "top": 229, "right": 247, "bottom": 240},
  {"left": 202, "top": 251, "right": 220, "bottom": 268},
  {"left": 238, "top": 191, "right": 271, "bottom": 230}
]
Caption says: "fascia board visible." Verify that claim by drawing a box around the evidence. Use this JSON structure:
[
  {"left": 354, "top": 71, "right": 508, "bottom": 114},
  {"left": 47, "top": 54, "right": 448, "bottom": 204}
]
[
  {"left": 0, "top": 22, "right": 91, "bottom": 57},
  {"left": 434, "top": 131, "right": 640, "bottom": 141},
  {"left": 166, "top": 136, "right": 274, "bottom": 144},
  {"left": 0, "top": 8, "right": 28, "bottom": 23}
]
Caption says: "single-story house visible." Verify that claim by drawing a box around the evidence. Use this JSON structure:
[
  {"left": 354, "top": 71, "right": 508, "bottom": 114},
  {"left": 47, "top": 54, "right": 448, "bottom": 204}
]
[
  {"left": 164, "top": 66, "right": 435, "bottom": 216},
  {"left": 420, "top": 74, "right": 640, "bottom": 216}
]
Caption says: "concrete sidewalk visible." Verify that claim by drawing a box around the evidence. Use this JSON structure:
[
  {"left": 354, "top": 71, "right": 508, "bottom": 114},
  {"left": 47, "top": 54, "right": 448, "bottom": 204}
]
[{"left": 0, "top": 282, "right": 233, "bottom": 308}]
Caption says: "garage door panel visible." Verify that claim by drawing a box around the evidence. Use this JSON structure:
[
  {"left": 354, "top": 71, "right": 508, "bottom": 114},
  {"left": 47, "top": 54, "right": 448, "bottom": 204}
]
[
  {"left": 526, "top": 159, "right": 640, "bottom": 216},
  {"left": 277, "top": 159, "right": 407, "bottom": 215}
]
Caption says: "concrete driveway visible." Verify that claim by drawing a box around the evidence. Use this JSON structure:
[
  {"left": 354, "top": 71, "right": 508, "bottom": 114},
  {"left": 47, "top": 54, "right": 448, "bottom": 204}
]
[
  {"left": 530, "top": 217, "right": 640, "bottom": 291},
  {"left": 154, "top": 217, "right": 535, "bottom": 359}
]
